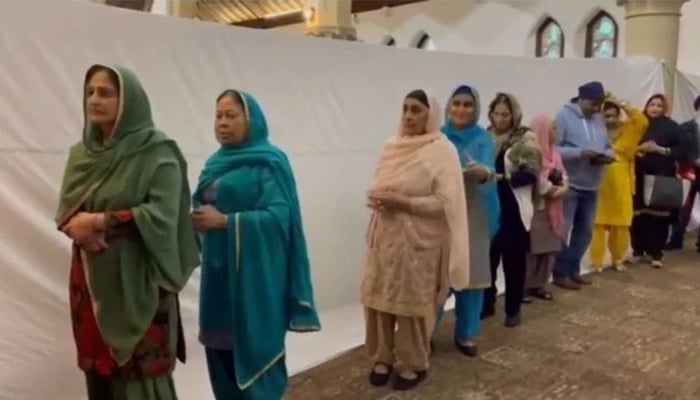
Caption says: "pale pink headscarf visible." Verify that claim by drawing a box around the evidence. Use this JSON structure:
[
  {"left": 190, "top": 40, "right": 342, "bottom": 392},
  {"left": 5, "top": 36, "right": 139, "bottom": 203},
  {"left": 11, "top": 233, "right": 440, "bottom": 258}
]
[
  {"left": 367, "top": 93, "right": 471, "bottom": 290},
  {"left": 530, "top": 114, "right": 564, "bottom": 235}
]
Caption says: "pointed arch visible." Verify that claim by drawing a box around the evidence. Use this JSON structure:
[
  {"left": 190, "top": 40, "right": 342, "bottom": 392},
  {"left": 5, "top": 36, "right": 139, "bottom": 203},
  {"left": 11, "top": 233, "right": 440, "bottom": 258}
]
[
  {"left": 412, "top": 31, "right": 436, "bottom": 50},
  {"left": 535, "top": 17, "right": 564, "bottom": 58},
  {"left": 585, "top": 10, "right": 618, "bottom": 58},
  {"left": 382, "top": 35, "right": 396, "bottom": 46}
]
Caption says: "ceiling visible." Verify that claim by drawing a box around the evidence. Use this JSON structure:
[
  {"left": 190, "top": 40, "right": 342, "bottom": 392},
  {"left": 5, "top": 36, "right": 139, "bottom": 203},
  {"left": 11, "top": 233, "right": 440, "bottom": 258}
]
[{"left": 196, "top": 0, "right": 427, "bottom": 29}]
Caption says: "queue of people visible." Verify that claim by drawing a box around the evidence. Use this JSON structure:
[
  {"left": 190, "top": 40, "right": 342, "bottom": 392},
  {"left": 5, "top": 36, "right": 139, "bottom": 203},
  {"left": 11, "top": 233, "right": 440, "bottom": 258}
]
[{"left": 55, "top": 64, "right": 700, "bottom": 399}]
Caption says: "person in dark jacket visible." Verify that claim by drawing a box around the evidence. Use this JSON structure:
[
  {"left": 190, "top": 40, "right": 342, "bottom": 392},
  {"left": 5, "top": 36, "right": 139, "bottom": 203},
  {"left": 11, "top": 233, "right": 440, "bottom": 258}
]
[
  {"left": 629, "top": 94, "right": 688, "bottom": 268},
  {"left": 666, "top": 95, "right": 700, "bottom": 251}
]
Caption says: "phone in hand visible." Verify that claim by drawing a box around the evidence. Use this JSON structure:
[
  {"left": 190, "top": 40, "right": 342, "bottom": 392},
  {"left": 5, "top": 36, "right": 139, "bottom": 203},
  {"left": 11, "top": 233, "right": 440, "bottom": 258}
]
[{"left": 590, "top": 154, "right": 615, "bottom": 165}]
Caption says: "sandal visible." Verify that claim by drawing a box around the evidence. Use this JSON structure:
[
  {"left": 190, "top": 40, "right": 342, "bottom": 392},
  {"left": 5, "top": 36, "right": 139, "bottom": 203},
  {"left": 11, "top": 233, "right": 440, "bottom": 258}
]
[
  {"left": 392, "top": 370, "right": 427, "bottom": 391},
  {"left": 532, "top": 288, "right": 554, "bottom": 301},
  {"left": 369, "top": 363, "right": 393, "bottom": 387}
]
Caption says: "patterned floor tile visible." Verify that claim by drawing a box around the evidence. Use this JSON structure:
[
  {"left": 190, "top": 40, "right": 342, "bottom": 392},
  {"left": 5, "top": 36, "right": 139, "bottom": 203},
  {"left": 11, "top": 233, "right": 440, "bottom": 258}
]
[{"left": 286, "top": 248, "right": 700, "bottom": 400}]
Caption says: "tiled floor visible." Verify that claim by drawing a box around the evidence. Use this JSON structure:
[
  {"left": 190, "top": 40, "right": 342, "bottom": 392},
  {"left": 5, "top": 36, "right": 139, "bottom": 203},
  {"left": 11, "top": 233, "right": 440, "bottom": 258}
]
[{"left": 287, "top": 248, "right": 700, "bottom": 399}]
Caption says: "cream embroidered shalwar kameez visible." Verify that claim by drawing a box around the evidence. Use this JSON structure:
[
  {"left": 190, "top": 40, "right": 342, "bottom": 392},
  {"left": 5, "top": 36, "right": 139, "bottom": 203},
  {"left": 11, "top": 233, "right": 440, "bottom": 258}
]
[{"left": 361, "top": 98, "right": 470, "bottom": 372}]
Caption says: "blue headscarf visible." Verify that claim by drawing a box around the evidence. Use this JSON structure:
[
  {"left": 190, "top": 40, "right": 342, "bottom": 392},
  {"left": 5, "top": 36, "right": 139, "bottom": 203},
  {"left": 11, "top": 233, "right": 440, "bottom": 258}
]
[
  {"left": 194, "top": 91, "right": 320, "bottom": 331},
  {"left": 441, "top": 85, "right": 500, "bottom": 238}
]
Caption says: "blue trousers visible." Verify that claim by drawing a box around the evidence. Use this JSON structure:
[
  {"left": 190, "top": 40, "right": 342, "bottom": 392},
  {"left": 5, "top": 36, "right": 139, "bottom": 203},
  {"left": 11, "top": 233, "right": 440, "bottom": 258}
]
[
  {"left": 435, "top": 289, "right": 484, "bottom": 341},
  {"left": 552, "top": 188, "right": 598, "bottom": 280}
]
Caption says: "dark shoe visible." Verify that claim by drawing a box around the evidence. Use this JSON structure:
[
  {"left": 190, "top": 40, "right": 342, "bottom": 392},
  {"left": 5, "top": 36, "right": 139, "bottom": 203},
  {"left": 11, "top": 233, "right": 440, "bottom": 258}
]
[
  {"left": 531, "top": 288, "right": 554, "bottom": 301},
  {"left": 665, "top": 241, "right": 683, "bottom": 251},
  {"left": 392, "top": 370, "right": 427, "bottom": 391},
  {"left": 504, "top": 314, "right": 521, "bottom": 328},
  {"left": 522, "top": 296, "right": 533, "bottom": 304},
  {"left": 571, "top": 275, "right": 592, "bottom": 285},
  {"left": 369, "top": 363, "right": 393, "bottom": 387},
  {"left": 553, "top": 279, "right": 581, "bottom": 290},
  {"left": 455, "top": 340, "right": 478, "bottom": 357}
]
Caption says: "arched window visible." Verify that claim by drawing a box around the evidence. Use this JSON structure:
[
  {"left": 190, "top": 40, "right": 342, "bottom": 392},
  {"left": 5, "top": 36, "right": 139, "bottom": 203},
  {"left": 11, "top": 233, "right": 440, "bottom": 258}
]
[
  {"left": 415, "top": 33, "right": 436, "bottom": 51},
  {"left": 535, "top": 17, "right": 564, "bottom": 58},
  {"left": 383, "top": 36, "right": 396, "bottom": 46},
  {"left": 585, "top": 11, "right": 618, "bottom": 58}
]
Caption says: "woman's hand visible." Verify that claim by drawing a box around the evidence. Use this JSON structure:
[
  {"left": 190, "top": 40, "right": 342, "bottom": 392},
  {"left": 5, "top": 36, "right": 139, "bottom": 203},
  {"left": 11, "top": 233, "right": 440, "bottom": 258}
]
[
  {"left": 192, "top": 205, "right": 227, "bottom": 232},
  {"left": 78, "top": 232, "right": 109, "bottom": 253},
  {"left": 463, "top": 164, "right": 490, "bottom": 182},
  {"left": 62, "top": 212, "right": 102, "bottom": 243},
  {"left": 549, "top": 185, "right": 569, "bottom": 199},
  {"left": 368, "top": 190, "right": 410, "bottom": 212},
  {"left": 63, "top": 212, "right": 109, "bottom": 252},
  {"left": 637, "top": 140, "right": 665, "bottom": 155}
]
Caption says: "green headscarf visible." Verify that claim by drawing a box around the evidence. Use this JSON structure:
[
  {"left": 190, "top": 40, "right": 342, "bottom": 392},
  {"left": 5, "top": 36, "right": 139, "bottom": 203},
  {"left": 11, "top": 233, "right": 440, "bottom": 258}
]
[{"left": 56, "top": 64, "right": 200, "bottom": 365}]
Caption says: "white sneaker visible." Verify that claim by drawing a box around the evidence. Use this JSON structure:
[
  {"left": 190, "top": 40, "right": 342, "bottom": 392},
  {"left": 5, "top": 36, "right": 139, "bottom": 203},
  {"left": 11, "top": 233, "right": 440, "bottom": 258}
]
[{"left": 651, "top": 260, "right": 663, "bottom": 269}]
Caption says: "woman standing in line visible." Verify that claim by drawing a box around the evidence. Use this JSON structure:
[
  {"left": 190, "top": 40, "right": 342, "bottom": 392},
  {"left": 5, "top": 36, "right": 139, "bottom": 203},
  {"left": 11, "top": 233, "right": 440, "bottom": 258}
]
[
  {"left": 483, "top": 93, "right": 541, "bottom": 327},
  {"left": 361, "top": 89, "right": 469, "bottom": 391},
  {"left": 630, "top": 93, "right": 687, "bottom": 268},
  {"left": 525, "top": 114, "right": 567, "bottom": 301},
  {"left": 589, "top": 94, "right": 648, "bottom": 272},
  {"left": 436, "top": 84, "right": 499, "bottom": 357},
  {"left": 193, "top": 90, "right": 321, "bottom": 400},
  {"left": 57, "top": 64, "right": 200, "bottom": 400}
]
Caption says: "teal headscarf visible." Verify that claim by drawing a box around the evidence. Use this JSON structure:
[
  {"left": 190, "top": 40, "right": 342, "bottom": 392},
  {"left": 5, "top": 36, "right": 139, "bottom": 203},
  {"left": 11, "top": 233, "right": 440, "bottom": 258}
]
[{"left": 441, "top": 84, "right": 500, "bottom": 238}]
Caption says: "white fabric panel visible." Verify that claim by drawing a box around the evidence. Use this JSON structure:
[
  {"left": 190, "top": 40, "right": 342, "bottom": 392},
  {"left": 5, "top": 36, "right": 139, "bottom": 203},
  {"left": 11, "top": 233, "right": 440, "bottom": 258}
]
[
  {"left": 0, "top": 2, "right": 664, "bottom": 400},
  {"left": 673, "top": 70, "right": 700, "bottom": 121}
]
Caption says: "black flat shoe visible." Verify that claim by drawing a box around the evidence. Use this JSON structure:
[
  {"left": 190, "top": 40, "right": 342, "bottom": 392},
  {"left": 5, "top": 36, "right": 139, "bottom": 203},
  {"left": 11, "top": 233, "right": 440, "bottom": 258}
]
[
  {"left": 522, "top": 296, "right": 533, "bottom": 304},
  {"left": 369, "top": 363, "right": 392, "bottom": 387},
  {"left": 455, "top": 340, "right": 478, "bottom": 357},
  {"left": 392, "top": 370, "right": 427, "bottom": 391},
  {"left": 531, "top": 288, "right": 554, "bottom": 301},
  {"left": 505, "top": 314, "right": 521, "bottom": 328}
]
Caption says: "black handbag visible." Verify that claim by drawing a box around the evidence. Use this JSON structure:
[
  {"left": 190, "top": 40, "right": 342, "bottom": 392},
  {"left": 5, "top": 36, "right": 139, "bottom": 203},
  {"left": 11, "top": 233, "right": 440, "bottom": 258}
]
[{"left": 642, "top": 174, "right": 691, "bottom": 210}]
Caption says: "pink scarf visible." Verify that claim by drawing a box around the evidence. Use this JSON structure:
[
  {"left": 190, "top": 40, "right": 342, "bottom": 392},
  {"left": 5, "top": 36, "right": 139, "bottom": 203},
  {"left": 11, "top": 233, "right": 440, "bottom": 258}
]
[{"left": 530, "top": 114, "right": 564, "bottom": 235}]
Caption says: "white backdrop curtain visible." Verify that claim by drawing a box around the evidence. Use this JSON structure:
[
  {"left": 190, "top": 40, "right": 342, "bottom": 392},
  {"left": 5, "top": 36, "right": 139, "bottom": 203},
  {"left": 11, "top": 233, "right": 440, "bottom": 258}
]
[
  {"left": 673, "top": 70, "right": 700, "bottom": 121},
  {"left": 0, "top": 1, "right": 665, "bottom": 399}
]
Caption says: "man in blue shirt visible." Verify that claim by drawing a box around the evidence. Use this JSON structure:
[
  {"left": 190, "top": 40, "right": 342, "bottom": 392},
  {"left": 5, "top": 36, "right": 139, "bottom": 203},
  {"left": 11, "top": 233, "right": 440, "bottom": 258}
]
[{"left": 552, "top": 81, "right": 613, "bottom": 290}]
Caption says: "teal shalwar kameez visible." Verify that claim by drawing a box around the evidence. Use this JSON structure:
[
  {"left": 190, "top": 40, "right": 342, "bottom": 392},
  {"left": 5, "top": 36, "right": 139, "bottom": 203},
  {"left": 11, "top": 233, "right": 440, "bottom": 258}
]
[
  {"left": 436, "top": 85, "right": 500, "bottom": 344},
  {"left": 194, "top": 92, "right": 321, "bottom": 400}
]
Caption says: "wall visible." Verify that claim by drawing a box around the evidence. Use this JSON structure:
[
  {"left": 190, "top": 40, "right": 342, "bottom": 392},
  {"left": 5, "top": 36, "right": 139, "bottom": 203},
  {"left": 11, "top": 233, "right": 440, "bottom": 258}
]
[
  {"left": 277, "top": 0, "right": 626, "bottom": 58},
  {"left": 276, "top": 0, "right": 700, "bottom": 77},
  {"left": 678, "top": 0, "right": 700, "bottom": 74}
]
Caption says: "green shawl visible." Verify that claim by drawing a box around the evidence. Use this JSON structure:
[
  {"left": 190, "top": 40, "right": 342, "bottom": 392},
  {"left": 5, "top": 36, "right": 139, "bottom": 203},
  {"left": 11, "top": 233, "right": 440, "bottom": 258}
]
[{"left": 55, "top": 65, "right": 200, "bottom": 365}]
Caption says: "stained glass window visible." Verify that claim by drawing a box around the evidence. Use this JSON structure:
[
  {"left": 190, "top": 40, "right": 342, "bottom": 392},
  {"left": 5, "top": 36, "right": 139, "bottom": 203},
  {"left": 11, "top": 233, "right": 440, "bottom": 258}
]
[
  {"left": 416, "top": 33, "right": 436, "bottom": 51},
  {"left": 586, "top": 12, "right": 618, "bottom": 58},
  {"left": 536, "top": 18, "right": 564, "bottom": 58}
]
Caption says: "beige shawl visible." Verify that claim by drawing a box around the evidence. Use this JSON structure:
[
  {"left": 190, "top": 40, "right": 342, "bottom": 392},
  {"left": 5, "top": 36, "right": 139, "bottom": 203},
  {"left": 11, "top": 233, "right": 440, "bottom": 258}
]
[{"left": 367, "top": 97, "right": 471, "bottom": 290}]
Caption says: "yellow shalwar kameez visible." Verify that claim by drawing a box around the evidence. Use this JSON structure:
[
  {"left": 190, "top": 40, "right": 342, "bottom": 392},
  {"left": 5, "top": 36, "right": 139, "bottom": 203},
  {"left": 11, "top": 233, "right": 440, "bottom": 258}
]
[{"left": 590, "top": 102, "right": 648, "bottom": 267}]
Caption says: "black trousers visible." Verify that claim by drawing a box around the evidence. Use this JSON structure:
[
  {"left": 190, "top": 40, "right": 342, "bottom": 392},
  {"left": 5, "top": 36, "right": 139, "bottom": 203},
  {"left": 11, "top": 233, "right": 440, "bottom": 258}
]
[
  {"left": 631, "top": 213, "right": 670, "bottom": 261},
  {"left": 669, "top": 183, "right": 700, "bottom": 248},
  {"left": 484, "top": 218, "right": 529, "bottom": 318}
]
